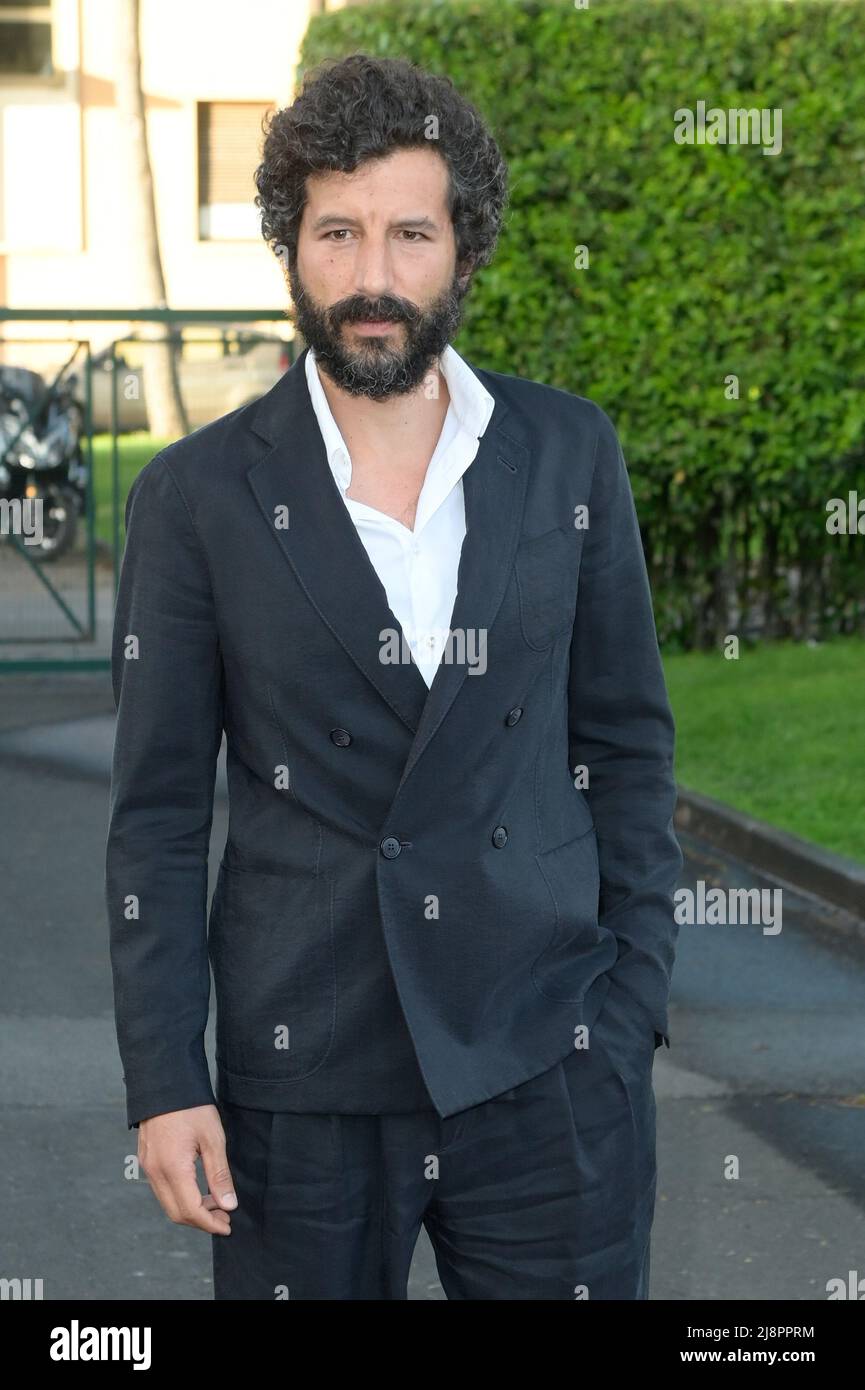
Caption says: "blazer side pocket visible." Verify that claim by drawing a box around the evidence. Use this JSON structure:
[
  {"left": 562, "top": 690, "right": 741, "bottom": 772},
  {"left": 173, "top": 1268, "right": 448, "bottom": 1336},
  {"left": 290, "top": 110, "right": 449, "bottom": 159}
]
[
  {"left": 531, "top": 824, "right": 606, "bottom": 1003},
  {"left": 208, "top": 862, "right": 336, "bottom": 1082}
]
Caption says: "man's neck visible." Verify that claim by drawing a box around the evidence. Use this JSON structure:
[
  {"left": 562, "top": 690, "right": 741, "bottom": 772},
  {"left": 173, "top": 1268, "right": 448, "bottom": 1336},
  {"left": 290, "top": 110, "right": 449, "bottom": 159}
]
[{"left": 313, "top": 353, "right": 451, "bottom": 470}]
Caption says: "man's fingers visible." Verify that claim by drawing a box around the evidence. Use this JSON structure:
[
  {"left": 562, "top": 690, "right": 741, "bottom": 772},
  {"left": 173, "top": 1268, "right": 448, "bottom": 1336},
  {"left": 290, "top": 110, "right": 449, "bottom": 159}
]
[
  {"left": 155, "top": 1165, "right": 232, "bottom": 1234},
  {"left": 200, "top": 1139, "right": 238, "bottom": 1213}
]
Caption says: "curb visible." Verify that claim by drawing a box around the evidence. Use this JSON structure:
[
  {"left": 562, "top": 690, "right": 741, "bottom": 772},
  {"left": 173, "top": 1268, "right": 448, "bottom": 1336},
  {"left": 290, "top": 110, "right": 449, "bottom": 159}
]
[{"left": 675, "top": 786, "right": 865, "bottom": 928}]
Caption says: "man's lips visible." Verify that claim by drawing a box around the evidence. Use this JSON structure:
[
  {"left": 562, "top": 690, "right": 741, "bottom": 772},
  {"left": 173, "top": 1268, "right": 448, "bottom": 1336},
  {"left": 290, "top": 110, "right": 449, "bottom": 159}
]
[{"left": 349, "top": 319, "right": 401, "bottom": 332}]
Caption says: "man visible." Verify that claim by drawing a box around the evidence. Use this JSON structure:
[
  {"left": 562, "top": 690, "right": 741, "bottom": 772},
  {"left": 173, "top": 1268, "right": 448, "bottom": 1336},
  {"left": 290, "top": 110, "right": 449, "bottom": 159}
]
[{"left": 106, "top": 52, "right": 683, "bottom": 1300}]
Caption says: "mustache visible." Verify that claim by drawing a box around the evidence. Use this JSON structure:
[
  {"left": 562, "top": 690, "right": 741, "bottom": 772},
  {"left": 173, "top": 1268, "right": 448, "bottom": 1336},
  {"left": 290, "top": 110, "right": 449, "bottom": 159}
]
[{"left": 331, "top": 300, "right": 420, "bottom": 326}]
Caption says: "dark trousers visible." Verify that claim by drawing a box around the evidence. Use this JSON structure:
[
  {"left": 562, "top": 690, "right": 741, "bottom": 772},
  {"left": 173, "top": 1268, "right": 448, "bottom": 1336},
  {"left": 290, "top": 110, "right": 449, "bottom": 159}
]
[{"left": 212, "top": 983, "right": 658, "bottom": 1300}]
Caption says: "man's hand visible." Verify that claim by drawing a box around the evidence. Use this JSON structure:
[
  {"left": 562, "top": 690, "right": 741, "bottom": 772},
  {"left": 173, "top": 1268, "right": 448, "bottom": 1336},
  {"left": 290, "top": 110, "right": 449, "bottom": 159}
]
[
  {"left": 591, "top": 974, "right": 658, "bottom": 1080},
  {"left": 138, "top": 1104, "right": 237, "bottom": 1235}
]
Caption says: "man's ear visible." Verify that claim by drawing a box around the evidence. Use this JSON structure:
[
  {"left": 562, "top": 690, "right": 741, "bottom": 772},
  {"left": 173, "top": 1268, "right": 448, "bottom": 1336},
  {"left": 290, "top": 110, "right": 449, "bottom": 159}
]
[{"left": 456, "top": 256, "right": 475, "bottom": 295}]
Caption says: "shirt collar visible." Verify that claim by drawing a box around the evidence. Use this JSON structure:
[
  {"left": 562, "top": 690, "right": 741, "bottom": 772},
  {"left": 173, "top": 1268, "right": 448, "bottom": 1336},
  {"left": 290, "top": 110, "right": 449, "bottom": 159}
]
[{"left": 305, "top": 341, "right": 495, "bottom": 493}]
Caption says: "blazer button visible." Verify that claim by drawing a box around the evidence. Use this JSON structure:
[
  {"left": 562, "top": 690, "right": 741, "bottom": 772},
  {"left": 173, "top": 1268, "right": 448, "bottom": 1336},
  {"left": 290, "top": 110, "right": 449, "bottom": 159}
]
[
  {"left": 330, "top": 727, "right": 352, "bottom": 747},
  {"left": 492, "top": 825, "right": 508, "bottom": 848},
  {"left": 505, "top": 707, "right": 523, "bottom": 726},
  {"left": 380, "top": 836, "right": 402, "bottom": 859}
]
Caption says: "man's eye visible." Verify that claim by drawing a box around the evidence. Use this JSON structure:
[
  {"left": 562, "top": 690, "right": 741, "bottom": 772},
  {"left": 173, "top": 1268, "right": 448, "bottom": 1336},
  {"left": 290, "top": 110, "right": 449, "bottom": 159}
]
[{"left": 323, "top": 229, "right": 426, "bottom": 241}]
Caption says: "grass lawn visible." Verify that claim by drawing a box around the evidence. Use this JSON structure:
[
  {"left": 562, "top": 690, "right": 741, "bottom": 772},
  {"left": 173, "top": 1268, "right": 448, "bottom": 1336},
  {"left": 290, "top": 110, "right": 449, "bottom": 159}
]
[
  {"left": 664, "top": 638, "right": 865, "bottom": 865},
  {"left": 89, "top": 434, "right": 172, "bottom": 547}
]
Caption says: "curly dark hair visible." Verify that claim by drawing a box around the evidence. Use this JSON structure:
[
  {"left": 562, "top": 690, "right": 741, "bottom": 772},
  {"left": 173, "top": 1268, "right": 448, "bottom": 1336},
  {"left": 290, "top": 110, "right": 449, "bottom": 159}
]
[{"left": 254, "top": 52, "right": 509, "bottom": 286}]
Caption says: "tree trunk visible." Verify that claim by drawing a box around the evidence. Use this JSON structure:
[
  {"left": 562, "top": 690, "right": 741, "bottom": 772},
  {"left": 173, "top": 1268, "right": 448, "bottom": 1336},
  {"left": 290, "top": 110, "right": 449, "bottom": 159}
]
[{"left": 114, "top": 0, "right": 188, "bottom": 439}]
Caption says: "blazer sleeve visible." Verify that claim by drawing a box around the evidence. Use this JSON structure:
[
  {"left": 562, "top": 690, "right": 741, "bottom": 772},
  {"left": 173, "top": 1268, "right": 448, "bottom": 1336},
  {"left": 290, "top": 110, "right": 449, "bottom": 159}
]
[
  {"left": 567, "top": 403, "right": 683, "bottom": 1040},
  {"left": 105, "top": 451, "right": 224, "bottom": 1128}
]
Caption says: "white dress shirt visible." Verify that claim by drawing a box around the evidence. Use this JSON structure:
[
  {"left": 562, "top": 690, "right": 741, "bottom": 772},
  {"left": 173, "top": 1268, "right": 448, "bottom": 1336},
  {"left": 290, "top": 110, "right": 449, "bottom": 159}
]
[{"left": 305, "top": 343, "right": 496, "bottom": 687}]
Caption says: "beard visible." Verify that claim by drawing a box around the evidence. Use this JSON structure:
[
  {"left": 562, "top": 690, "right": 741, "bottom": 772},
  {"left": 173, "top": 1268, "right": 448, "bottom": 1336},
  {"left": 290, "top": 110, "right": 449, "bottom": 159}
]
[{"left": 286, "top": 260, "right": 467, "bottom": 401}]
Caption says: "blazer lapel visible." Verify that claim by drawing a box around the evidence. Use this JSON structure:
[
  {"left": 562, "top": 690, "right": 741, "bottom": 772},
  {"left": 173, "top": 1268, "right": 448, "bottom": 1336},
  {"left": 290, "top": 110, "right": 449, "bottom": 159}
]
[
  {"left": 247, "top": 350, "right": 428, "bottom": 732},
  {"left": 395, "top": 398, "right": 530, "bottom": 793}
]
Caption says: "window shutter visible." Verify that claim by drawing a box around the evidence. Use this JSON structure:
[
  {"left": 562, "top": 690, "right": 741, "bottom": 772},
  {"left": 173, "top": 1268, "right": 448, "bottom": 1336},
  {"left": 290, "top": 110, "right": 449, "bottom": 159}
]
[{"left": 198, "top": 101, "right": 272, "bottom": 240}]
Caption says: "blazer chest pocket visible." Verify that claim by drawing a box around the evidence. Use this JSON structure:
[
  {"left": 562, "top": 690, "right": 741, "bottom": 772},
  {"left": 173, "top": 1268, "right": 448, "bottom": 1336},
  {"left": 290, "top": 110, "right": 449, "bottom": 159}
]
[
  {"left": 515, "top": 524, "right": 580, "bottom": 650},
  {"left": 208, "top": 862, "right": 336, "bottom": 1081}
]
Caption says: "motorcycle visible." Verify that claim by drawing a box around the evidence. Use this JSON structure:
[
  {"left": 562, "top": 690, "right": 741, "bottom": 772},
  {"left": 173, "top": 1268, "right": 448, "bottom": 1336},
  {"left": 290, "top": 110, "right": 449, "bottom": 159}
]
[{"left": 0, "top": 364, "right": 88, "bottom": 562}]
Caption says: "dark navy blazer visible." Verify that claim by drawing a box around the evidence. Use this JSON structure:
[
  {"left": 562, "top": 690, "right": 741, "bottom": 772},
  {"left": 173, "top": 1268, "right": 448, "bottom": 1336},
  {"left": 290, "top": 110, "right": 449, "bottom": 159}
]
[{"left": 106, "top": 348, "right": 683, "bottom": 1128}]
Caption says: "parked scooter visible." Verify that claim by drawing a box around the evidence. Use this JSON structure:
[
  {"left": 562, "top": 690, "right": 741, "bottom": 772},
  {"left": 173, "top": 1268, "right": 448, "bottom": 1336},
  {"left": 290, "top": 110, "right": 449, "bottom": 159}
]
[{"left": 0, "top": 365, "right": 88, "bottom": 561}]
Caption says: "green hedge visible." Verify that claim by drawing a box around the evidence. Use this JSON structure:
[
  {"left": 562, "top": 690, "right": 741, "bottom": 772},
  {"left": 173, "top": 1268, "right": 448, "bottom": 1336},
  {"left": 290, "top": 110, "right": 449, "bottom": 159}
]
[{"left": 299, "top": 0, "right": 865, "bottom": 649}]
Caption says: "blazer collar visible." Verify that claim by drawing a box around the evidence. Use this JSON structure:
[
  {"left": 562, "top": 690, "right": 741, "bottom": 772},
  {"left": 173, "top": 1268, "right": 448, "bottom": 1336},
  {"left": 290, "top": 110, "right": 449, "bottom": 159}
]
[{"left": 246, "top": 347, "right": 530, "bottom": 789}]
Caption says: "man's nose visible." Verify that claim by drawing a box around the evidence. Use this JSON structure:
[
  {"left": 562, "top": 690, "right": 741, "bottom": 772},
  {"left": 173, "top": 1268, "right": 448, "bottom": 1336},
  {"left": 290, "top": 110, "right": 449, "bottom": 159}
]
[{"left": 352, "top": 235, "right": 396, "bottom": 301}]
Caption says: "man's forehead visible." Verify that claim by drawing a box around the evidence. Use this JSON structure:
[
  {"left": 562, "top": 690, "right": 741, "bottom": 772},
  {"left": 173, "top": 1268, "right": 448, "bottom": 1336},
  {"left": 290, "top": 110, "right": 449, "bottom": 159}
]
[{"left": 304, "top": 147, "right": 448, "bottom": 199}]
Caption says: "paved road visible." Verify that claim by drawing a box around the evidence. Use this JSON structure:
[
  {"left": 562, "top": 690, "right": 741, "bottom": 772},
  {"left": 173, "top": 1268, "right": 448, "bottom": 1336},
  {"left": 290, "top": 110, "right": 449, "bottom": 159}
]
[{"left": 1, "top": 675, "right": 863, "bottom": 1300}]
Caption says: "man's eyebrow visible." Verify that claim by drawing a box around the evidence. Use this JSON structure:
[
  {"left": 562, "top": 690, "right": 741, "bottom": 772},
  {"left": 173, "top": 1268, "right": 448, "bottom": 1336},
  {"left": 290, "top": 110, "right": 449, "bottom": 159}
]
[{"left": 310, "top": 214, "right": 441, "bottom": 232}]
